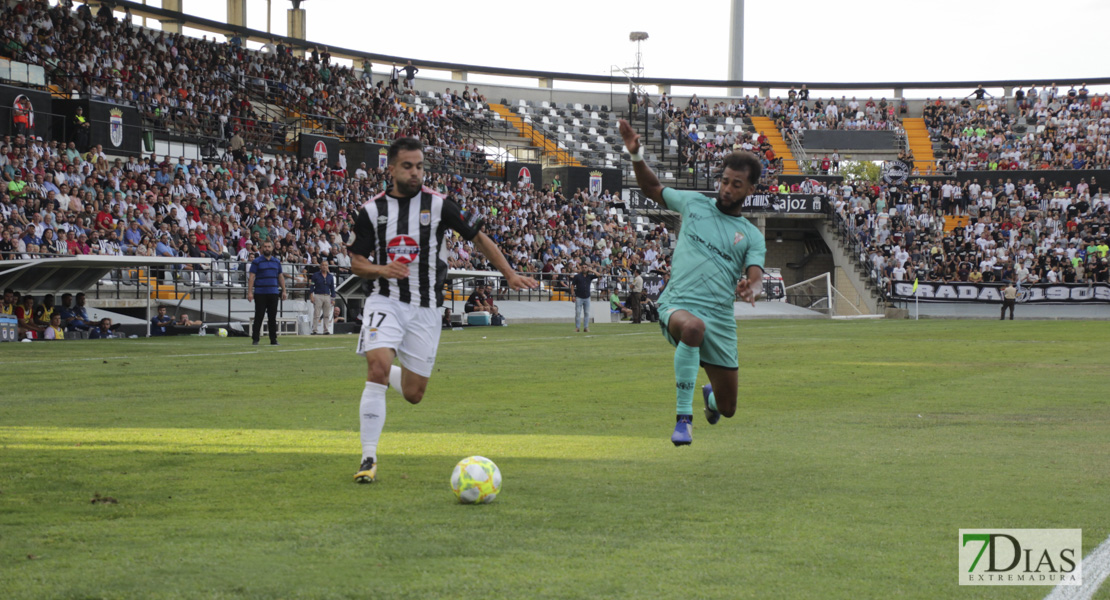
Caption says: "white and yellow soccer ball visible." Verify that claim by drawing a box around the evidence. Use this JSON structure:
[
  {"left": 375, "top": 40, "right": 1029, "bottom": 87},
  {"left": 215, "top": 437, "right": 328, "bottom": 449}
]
[
  {"left": 450, "top": 456, "right": 501, "bottom": 504},
  {"left": 217, "top": 328, "right": 228, "bottom": 338}
]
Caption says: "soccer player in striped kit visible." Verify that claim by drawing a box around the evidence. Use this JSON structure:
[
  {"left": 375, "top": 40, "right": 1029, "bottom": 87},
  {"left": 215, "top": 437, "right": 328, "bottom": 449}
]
[{"left": 349, "top": 138, "right": 538, "bottom": 483}]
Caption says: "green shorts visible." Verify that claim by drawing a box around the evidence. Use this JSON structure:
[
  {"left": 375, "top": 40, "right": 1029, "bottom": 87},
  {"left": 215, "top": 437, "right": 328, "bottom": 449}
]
[{"left": 657, "top": 303, "right": 739, "bottom": 370}]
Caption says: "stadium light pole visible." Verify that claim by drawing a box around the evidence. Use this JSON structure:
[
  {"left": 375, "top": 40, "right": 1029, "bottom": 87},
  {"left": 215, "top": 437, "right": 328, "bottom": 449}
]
[
  {"left": 629, "top": 31, "right": 648, "bottom": 80},
  {"left": 629, "top": 32, "right": 649, "bottom": 155},
  {"left": 727, "top": 0, "right": 744, "bottom": 97},
  {"left": 287, "top": 0, "right": 307, "bottom": 55}
]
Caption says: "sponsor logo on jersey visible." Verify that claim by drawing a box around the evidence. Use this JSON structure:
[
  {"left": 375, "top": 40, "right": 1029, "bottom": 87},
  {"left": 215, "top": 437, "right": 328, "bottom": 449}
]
[{"left": 387, "top": 235, "right": 419, "bottom": 264}]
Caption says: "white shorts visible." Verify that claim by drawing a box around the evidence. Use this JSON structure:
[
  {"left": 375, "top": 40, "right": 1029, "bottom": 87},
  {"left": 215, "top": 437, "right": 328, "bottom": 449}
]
[{"left": 356, "top": 295, "right": 442, "bottom": 377}]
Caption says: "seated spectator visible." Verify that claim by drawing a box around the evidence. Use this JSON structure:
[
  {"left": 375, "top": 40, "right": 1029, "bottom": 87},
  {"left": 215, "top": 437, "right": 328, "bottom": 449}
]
[
  {"left": 442, "top": 307, "right": 453, "bottom": 329},
  {"left": 2, "top": 289, "right": 14, "bottom": 315},
  {"left": 60, "top": 292, "right": 92, "bottom": 331},
  {"left": 34, "top": 293, "right": 56, "bottom": 325},
  {"left": 14, "top": 294, "right": 44, "bottom": 339},
  {"left": 178, "top": 312, "right": 203, "bottom": 327},
  {"left": 464, "top": 283, "right": 495, "bottom": 315},
  {"left": 88, "top": 318, "right": 117, "bottom": 339},
  {"left": 44, "top": 313, "right": 65, "bottom": 340},
  {"left": 610, "top": 291, "right": 632, "bottom": 319},
  {"left": 639, "top": 295, "right": 660, "bottom": 323},
  {"left": 151, "top": 306, "right": 173, "bottom": 336},
  {"left": 333, "top": 305, "right": 345, "bottom": 324}
]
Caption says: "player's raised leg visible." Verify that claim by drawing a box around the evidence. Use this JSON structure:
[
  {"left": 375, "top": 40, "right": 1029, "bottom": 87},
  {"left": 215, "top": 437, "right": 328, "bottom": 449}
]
[
  {"left": 702, "top": 364, "right": 739, "bottom": 425},
  {"left": 665, "top": 309, "right": 705, "bottom": 446},
  {"left": 387, "top": 364, "right": 429, "bottom": 404}
]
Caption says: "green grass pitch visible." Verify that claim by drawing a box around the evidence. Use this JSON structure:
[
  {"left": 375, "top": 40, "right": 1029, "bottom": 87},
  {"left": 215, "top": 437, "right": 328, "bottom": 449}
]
[{"left": 2, "top": 320, "right": 1109, "bottom": 599}]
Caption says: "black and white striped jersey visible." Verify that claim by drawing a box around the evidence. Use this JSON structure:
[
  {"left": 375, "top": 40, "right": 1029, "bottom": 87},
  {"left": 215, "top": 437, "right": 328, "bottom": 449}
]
[{"left": 349, "top": 186, "right": 482, "bottom": 307}]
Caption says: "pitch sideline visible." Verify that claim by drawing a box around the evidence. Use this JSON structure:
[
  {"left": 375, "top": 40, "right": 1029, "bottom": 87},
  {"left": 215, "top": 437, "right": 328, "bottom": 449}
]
[{"left": 1044, "top": 533, "right": 1110, "bottom": 600}]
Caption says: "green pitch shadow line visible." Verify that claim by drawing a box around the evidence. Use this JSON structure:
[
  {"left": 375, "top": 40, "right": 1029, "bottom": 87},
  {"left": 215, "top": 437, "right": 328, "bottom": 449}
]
[{"left": 0, "top": 427, "right": 663, "bottom": 460}]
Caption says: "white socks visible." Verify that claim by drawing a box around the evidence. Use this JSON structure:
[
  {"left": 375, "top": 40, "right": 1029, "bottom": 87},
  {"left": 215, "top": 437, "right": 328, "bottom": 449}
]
[
  {"left": 361, "top": 367, "right": 405, "bottom": 462},
  {"left": 359, "top": 381, "right": 387, "bottom": 462},
  {"left": 388, "top": 365, "right": 403, "bottom": 392}
]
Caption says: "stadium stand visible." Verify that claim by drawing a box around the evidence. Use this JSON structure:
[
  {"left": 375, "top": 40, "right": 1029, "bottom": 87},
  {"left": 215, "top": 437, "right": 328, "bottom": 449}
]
[
  {"left": 0, "top": 1, "right": 663, "bottom": 263},
  {"left": 830, "top": 177, "right": 1110, "bottom": 298},
  {"left": 3, "top": 0, "right": 1110, "bottom": 335},
  {"left": 923, "top": 89, "right": 1110, "bottom": 172}
]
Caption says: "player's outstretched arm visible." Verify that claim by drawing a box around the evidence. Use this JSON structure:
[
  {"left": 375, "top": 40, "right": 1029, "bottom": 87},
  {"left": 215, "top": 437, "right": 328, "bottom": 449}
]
[
  {"left": 472, "top": 232, "right": 539, "bottom": 291},
  {"left": 618, "top": 119, "right": 668, "bottom": 210}
]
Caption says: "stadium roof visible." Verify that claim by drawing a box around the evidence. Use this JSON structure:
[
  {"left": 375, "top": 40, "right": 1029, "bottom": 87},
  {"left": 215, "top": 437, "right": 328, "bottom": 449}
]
[
  {"left": 0, "top": 256, "right": 212, "bottom": 294},
  {"left": 114, "top": 0, "right": 1110, "bottom": 92}
]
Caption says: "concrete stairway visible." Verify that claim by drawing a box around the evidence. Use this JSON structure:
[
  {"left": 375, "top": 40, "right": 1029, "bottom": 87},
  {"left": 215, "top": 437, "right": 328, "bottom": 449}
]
[
  {"left": 488, "top": 103, "right": 582, "bottom": 167},
  {"left": 751, "top": 116, "right": 801, "bottom": 175},
  {"left": 902, "top": 117, "right": 937, "bottom": 174}
]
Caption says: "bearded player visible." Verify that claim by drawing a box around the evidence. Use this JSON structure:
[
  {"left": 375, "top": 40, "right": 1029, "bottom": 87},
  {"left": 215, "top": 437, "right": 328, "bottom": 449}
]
[
  {"left": 348, "top": 137, "right": 538, "bottom": 483},
  {"left": 618, "top": 119, "right": 766, "bottom": 445}
]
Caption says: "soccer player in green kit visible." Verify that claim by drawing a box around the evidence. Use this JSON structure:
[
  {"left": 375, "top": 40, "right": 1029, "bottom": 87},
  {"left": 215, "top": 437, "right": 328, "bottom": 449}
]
[{"left": 618, "top": 119, "right": 766, "bottom": 445}]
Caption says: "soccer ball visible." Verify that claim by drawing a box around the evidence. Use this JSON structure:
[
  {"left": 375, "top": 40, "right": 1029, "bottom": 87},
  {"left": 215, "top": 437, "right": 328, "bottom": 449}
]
[
  {"left": 450, "top": 456, "right": 501, "bottom": 504},
  {"left": 217, "top": 328, "right": 228, "bottom": 338}
]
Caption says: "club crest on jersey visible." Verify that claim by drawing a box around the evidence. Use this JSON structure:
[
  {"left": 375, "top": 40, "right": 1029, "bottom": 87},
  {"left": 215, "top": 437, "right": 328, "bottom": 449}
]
[
  {"left": 420, "top": 210, "right": 430, "bottom": 226},
  {"left": 387, "top": 235, "right": 419, "bottom": 264},
  {"left": 733, "top": 231, "right": 745, "bottom": 245}
]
